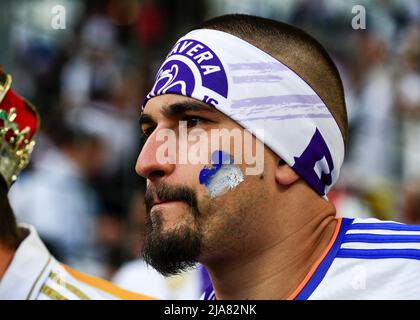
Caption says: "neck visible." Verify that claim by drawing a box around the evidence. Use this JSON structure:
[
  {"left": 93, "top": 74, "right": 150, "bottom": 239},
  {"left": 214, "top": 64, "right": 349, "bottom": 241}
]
[
  {"left": 203, "top": 184, "right": 339, "bottom": 300},
  {"left": 0, "top": 244, "right": 15, "bottom": 281}
]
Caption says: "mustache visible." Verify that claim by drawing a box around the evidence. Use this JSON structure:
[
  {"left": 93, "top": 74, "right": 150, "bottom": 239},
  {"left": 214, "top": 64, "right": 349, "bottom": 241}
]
[{"left": 144, "top": 183, "right": 199, "bottom": 216}]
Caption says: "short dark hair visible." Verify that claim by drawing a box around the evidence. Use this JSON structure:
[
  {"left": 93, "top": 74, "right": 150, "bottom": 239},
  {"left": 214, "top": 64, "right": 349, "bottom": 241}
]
[
  {"left": 0, "top": 177, "right": 19, "bottom": 250},
  {"left": 196, "top": 14, "right": 348, "bottom": 148}
]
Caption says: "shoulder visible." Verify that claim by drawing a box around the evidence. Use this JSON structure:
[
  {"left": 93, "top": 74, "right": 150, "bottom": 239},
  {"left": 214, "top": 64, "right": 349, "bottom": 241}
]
[
  {"left": 338, "top": 217, "right": 420, "bottom": 260},
  {"left": 309, "top": 217, "right": 420, "bottom": 299},
  {"left": 38, "top": 262, "right": 155, "bottom": 300},
  {"left": 348, "top": 217, "right": 420, "bottom": 232}
]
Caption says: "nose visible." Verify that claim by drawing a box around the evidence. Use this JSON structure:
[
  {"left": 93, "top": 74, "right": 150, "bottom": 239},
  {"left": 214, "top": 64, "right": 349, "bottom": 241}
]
[{"left": 135, "top": 129, "right": 176, "bottom": 181}]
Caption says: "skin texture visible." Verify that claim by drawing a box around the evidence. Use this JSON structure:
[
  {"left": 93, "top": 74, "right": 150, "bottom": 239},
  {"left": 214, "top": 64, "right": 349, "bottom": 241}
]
[
  {"left": 0, "top": 181, "right": 19, "bottom": 281},
  {"left": 137, "top": 93, "right": 338, "bottom": 299},
  {"left": 0, "top": 244, "right": 14, "bottom": 281}
]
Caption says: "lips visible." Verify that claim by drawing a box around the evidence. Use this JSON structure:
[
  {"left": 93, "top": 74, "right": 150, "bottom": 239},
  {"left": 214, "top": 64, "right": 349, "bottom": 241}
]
[
  {"left": 152, "top": 198, "right": 170, "bottom": 206},
  {"left": 152, "top": 199, "right": 182, "bottom": 207},
  {"left": 152, "top": 199, "right": 164, "bottom": 206},
  {"left": 144, "top": 184, "right": 199, "bottom": 217}
]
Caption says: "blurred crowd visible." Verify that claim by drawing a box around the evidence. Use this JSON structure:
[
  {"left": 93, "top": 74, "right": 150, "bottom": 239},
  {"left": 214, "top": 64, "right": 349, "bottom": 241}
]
[{"left": 0, "top": 0, "right": 419, "bottom": 298}]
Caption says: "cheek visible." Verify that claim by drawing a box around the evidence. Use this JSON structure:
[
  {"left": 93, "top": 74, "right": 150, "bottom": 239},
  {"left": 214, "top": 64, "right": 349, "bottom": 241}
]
[
  {"left": 198, "top": 150, "right": 245, "bottom": 199},
  {"left": 176, "top": 163, "right": 203, "bottom": 182}
]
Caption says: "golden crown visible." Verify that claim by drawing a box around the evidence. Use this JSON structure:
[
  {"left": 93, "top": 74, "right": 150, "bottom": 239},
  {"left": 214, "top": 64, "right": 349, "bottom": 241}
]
[{"left": 0, "top": 71, "right": 38, "bottom": 188}]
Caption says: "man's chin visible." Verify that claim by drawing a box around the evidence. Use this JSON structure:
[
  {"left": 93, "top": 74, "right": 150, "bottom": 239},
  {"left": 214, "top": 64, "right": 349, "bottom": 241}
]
[
  {"left": 142, "top": 225, "right": 202, "bottom": 277},
  {"left": 150, "top": 203, "right": 197, "bottom": 233}
]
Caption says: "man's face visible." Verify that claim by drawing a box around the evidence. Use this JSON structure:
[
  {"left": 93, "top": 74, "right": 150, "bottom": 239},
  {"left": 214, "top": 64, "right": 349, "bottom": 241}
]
[{"left": 136, "top": 94, "right": 275, "bottom": 276}]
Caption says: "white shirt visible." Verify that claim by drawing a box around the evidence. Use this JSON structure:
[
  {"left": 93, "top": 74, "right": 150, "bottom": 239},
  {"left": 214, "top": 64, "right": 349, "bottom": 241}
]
[
  {"left": 202, "top": 217, "right": 420, "bottom": 300},
  {"left": 0, "top": 225, "right": 152, "bottom": 300}
]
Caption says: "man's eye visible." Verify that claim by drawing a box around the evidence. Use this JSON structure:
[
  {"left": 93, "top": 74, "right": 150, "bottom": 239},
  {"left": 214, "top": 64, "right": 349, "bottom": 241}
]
[{"left": 183, "top": 116, "right": 208, "bottom": 128}]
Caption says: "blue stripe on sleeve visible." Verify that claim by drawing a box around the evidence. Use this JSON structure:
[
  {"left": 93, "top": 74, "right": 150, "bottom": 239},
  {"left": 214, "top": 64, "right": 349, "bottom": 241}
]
[
  {"left": 342, "top": 234, "right": 420, "bottom": 243},
  {"left": 336, "top": 248, "right": 420, "bottom": 260},
  {"left": 350, "top": 223, "right": 420, "bottom": 231}
]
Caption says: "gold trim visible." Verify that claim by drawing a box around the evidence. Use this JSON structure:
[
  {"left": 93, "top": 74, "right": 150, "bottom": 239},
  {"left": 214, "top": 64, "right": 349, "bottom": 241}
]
[
  {"left": 0, "top": 92, "right": 39, "bottom": 188},
  {"left": 40, "top": 284, "right": 69, "bottom": 300},
  {"left": 23, "top": 98, "right": 41, "bottom": 134},
  {"left": 62, "top": 263, "right": 155, "bottom": 300},
  {"left": 0, "top": 71, "right": 12, "bottom": 105},
  {"left": 26, "top": 256, "right": 52, "bottom": 300},
  {"left": 0, "top": 108, "right": 36, "bottom": 188},
  {"left": 49, "top": 272, "right": 91, "bottom": 300}
]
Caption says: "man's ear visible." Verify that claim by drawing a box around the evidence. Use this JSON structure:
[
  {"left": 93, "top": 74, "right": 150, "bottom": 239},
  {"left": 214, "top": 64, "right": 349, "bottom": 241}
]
[{"left": 275, "top": 159, "right": 299, "bottom": 186}]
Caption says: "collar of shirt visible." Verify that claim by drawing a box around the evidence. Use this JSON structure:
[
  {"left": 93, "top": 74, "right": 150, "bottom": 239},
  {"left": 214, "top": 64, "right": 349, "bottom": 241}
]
[{"left": 0, "top": 224, "right": 54, "bottom": 299}]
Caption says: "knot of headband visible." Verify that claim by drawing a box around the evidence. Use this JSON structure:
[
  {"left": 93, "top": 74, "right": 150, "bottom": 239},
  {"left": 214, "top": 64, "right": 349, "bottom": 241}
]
[{"left": 142, "top": 29, "right": 345, "bottom": 196}]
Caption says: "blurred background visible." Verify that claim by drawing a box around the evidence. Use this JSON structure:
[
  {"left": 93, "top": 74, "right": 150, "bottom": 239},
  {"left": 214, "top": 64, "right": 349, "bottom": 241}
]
[{"left": 1, "top": 0, "right": 419, "bottom": 299}]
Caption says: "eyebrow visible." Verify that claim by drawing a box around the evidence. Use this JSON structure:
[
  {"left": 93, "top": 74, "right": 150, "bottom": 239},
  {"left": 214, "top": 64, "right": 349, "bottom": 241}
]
[
  {"left": 139, "top": 101, "right": 219, "bottom": 128},
  {"left": 139, "top": 113, "right": 156, "bottom": 129},
  {"left": 161, "top": 101, "right": 218, "bottom": 118}
]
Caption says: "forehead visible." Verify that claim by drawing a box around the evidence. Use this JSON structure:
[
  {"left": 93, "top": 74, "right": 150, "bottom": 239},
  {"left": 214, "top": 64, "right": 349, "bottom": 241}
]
[
  {"left": 142, "top": 94, "right": 228, "bottom": 122},
  {"left": 141, "top": 93, "right": 276, "bottom": 162}
]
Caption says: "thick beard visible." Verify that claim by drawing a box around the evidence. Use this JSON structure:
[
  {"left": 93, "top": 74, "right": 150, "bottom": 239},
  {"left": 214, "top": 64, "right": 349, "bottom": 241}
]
[
  {"left": 142, "top": 211, "right": 202, "bottom": 276},
  {"left": 142, "top": 184, "right": 202, "bottom": 276}
]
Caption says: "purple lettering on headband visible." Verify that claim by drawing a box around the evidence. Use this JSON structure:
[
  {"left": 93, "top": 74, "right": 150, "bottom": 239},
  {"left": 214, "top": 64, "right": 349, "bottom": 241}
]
[
  {"left": 292, "top": 128, "right": 334, "bottom": 196},
  {"left": 148, "top": 39, "right": 228, "bottom": 104}
]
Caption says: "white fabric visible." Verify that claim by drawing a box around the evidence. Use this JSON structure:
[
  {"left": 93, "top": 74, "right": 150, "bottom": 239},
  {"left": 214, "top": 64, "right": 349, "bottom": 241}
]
[
  {"left": 310, "top": 258, "right": 420, "bottom": 299},
  {"left": 0, "top": 225, "right": 53, "bottom": 299},
  {"left": 112, "top": 259, "right": 203, "bottom": 300},
  {"left": 201, "top": 217, "right": 420, "bottom": 300},
  {"left": 144, "top": 29, "right": 344, "bottom": 195},
  {"left": 0, "top": 225, "right": 146, "bottom": 300},
  {"left": 311, "top": 218, "right": 420, "bottom": 299}
]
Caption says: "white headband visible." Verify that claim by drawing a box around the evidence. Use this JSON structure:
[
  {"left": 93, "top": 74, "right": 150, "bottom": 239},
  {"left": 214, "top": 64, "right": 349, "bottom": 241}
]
[{"left": 143, "top": 29, "right": 345, "bottom": 196}]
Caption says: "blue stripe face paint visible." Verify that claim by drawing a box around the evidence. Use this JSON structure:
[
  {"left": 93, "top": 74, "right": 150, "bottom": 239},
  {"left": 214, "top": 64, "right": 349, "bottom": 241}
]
[{"left": 199, "top": 151, "right": 245, "bottom": 198}]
